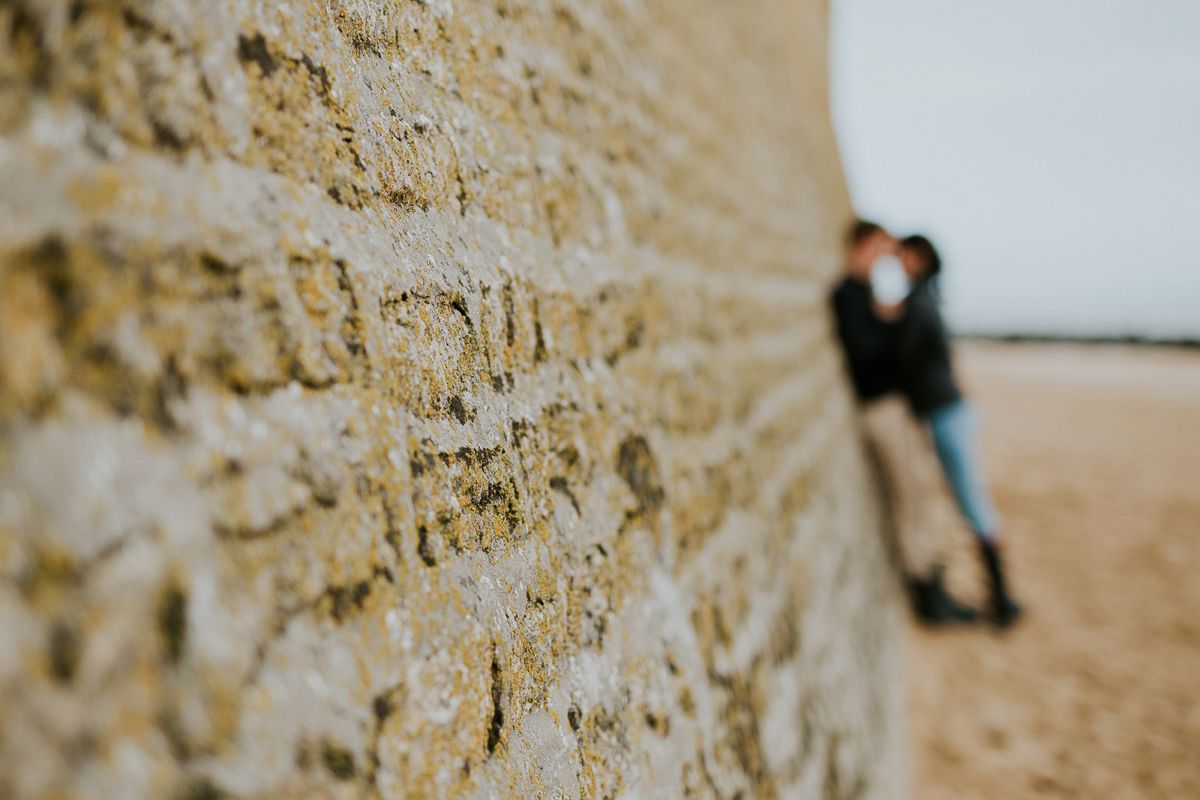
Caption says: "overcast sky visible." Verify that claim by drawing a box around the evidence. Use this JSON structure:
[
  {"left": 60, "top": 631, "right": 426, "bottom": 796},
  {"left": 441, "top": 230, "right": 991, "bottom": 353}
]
[{"left": 830, "top": 0, "right": 1200, "bottom": 339}]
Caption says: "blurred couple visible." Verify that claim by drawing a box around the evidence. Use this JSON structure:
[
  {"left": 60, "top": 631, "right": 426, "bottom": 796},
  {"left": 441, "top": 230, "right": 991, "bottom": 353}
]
[{"left": 831, "top": 220, "right": 1022, "bottom": 628}]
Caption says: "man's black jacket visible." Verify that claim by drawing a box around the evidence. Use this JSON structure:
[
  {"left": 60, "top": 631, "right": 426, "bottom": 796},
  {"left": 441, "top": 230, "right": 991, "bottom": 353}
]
[{"left": 830, "top": 276, "right": 898, "bottom": 402}]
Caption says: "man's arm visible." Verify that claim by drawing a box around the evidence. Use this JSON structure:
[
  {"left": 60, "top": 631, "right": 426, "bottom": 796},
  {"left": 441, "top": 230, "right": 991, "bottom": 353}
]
[
  {"left": 831, "top": 285, "right": 895, "bottom": 397},
  {"left": 831, "top": 286, "right": 887, "bottom": 363}
]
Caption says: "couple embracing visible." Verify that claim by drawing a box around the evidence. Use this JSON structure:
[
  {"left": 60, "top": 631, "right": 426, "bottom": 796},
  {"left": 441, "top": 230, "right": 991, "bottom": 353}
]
[{"left": 832, "top": 220, "right": 1022, "bottom": 628}]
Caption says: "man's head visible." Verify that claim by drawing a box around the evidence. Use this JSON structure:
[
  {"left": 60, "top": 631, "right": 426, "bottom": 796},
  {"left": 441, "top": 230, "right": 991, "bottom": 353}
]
[
  {"left": 898, "top": 234, "right": 942, "bottom": 281},
  {"left": 845, "top": 219, "right": 895, "bottom": 279}
]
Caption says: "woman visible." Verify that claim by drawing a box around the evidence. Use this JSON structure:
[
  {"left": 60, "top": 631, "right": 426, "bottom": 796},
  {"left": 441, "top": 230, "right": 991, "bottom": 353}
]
[{"left": 893, "top": 234, "right": 1022, "bottom": 627}]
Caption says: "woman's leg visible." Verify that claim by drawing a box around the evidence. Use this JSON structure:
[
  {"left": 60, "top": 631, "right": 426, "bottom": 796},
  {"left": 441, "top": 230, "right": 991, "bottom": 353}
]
[
  {"left": 928, "top": 400, "right": 1022, "bottom": 626},
  {"left": 927, "top": 400, "right": 1000, "bottom": 540}
]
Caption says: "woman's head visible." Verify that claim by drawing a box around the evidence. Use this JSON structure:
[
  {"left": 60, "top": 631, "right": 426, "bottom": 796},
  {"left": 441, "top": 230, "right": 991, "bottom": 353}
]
[{"left": 899, "top": 234, "right": 941, "bottom": 281}]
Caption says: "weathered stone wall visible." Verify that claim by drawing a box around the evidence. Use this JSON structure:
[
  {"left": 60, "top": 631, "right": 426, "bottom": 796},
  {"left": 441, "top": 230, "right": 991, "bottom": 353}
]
[{"left": 0, "top": 1, "right": 905, "bottom": 798}]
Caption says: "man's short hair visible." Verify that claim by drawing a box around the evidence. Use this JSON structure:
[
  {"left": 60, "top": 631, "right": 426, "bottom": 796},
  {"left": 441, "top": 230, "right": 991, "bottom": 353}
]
[{"left": 846, "top": 219, "right": 884, "bottom": 247}]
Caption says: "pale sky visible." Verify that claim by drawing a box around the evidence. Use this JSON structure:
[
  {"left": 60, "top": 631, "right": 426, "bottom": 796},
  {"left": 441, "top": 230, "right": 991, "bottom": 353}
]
[{"left": 831, "top": 0, "right": 1200, "bottom": 339}]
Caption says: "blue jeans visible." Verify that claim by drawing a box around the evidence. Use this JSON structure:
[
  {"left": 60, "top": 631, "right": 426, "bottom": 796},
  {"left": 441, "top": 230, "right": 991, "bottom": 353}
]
[{"left": 928, "top": 400, "right": 1000, "bottom": 540}]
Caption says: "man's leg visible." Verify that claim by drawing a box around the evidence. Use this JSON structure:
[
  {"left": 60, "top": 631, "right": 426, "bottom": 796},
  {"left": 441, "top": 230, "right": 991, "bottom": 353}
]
[{"left": 861, "top": 395, "right": 937, "bottom": 576}]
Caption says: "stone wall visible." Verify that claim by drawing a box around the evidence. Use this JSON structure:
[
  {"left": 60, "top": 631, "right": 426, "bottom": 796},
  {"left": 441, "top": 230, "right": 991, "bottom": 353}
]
[{"left": 0, "top": 1, "right": 905, "bottom": 798}]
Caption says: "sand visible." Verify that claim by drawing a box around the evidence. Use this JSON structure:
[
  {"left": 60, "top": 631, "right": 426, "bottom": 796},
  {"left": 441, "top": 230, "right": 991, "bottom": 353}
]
[{"left": 907, "top": 342, "right": 1200, "bottom": 800}]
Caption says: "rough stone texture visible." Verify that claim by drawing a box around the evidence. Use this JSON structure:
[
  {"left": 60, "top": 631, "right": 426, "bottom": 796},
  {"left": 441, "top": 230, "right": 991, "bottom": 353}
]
[{"left": 0, "top": 1, "right": 905, "bottom": 798}]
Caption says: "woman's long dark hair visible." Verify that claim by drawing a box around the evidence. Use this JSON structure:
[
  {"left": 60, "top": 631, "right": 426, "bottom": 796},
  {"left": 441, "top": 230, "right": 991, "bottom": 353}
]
[{"left": 901, "top": 234, "right": 942, "bottom": 299}]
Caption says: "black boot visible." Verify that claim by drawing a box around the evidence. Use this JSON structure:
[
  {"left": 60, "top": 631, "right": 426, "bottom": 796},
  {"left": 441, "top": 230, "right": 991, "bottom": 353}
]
[
  {"left": 979, "top": 540, "right": 1022, "bottom": 628},
  {"left": 908, "top": 566, "right": 978, "bottom": 625}
]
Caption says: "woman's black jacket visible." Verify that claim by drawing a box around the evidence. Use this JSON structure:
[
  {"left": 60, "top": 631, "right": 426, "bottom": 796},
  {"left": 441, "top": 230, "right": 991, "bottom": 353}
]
[{"left": 897, "top": 279, "right": 962, "bottom": 416}]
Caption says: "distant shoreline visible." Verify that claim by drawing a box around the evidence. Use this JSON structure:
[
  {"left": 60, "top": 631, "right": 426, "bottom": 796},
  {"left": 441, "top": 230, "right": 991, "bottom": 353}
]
[{"left": 961, "top": 333, "right": 1200, "bottom": 349}]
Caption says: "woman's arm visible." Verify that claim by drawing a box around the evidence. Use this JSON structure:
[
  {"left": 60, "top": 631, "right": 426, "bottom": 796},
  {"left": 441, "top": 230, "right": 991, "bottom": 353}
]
[{"left": 873, "top": 299, "right": 906, "bottom": 323}]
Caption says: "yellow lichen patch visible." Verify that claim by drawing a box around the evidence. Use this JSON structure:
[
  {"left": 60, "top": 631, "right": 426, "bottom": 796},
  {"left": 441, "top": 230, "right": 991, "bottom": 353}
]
[
  {"left": 0, "top": 262, "right": 63, "bottom": 418},
  {"left": 236, "top": 30, "right": 371, "bottom": 208}
]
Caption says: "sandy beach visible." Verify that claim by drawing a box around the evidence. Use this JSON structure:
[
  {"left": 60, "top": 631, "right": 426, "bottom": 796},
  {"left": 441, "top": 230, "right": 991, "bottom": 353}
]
[{"left": 907, "top": 342, "right": 1200, "bottom": 799}]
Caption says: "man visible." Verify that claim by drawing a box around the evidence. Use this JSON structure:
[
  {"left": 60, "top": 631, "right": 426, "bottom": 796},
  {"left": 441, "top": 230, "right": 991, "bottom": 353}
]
[{"left": 830, "top": 220, "right": 976, "bottom": 624}]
